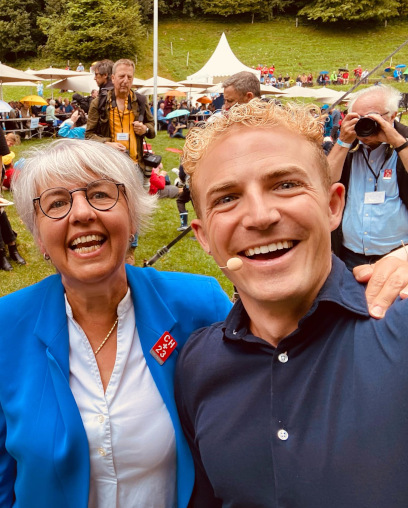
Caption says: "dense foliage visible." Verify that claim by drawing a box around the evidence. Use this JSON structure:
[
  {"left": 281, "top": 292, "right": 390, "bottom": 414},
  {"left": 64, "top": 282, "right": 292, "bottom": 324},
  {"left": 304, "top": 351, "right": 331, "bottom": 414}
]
[{"left": 0, "top": 0, "right": 407, "bottom": 62}]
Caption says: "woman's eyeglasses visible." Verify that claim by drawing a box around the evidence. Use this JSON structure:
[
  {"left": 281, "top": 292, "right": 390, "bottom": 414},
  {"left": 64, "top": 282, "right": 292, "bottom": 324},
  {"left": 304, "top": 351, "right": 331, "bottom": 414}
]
[{"left": 33, "top": 179, "right": 125, "bottom": 220}]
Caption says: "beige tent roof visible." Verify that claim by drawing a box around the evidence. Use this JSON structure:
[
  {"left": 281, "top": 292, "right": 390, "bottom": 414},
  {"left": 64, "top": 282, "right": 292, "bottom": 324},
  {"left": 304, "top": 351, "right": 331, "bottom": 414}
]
[{"left": 186, "top": 33, "right": 260, "bottom": 85}]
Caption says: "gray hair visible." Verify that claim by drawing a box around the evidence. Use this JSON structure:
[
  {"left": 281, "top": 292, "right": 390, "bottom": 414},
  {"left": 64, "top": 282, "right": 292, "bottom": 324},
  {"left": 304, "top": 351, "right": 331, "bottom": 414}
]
[
  {"left": 223, "top": 71, "right": 261, "bottom": 98},
  {"left": 113, "top": 59, "right": 135, "bottom": 75},
  {"left": 12, "top": 139, "right": 156, "bottom": 236},
  {"left": 348, "top": 85, "right": 401, "bottom": 115}
]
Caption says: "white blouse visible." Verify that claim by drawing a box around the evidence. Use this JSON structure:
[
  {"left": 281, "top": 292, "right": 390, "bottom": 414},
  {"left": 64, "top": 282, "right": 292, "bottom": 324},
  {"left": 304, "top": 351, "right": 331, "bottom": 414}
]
[{"left": 66, "top": 290, "right": 177, "bottom": 508}]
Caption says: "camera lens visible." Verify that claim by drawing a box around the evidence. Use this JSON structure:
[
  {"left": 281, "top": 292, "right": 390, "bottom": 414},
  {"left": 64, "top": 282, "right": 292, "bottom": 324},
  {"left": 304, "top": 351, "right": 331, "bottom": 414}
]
[{"left": 355, "top": 117, "right": 378, "bottom": 138}]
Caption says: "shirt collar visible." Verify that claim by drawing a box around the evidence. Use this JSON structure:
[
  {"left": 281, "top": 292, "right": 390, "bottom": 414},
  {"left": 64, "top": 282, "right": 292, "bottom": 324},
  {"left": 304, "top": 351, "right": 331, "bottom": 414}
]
[{"left": 223, "top": 255, "right": 369, "bottom": 342}]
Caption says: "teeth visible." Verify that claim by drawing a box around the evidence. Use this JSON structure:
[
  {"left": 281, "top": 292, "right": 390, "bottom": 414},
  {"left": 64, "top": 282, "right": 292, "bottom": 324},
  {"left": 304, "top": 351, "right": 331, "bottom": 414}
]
[
  {"left": 244, "top": 240, "right": 294, "bottom": 257},
  {"left": 71, "top": 234, "right": 104, "bottom": 247},
  {"left": 75, "top": 245, "right": 100, "bottom": 254}
]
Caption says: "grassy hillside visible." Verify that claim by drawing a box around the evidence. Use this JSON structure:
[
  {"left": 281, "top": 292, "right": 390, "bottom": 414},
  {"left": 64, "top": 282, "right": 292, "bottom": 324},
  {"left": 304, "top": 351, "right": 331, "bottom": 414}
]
[{"left": 147, "top": 17, "right": 408, "bottom": 82}]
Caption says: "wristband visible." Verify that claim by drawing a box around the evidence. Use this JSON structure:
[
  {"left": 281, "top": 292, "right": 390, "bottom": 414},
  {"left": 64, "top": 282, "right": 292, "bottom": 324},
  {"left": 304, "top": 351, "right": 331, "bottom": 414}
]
[
  {"left": 395, "top": 140, "right": 408, "bottom": 154},
  {"left": 336, "top": 139, "right": 352, "bottom": 149}
]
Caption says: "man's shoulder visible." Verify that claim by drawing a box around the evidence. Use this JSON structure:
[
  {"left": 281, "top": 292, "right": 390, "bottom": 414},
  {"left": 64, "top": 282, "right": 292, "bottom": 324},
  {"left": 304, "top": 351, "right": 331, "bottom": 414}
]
[{"left": 176, "top": 319, "right": 226, "bottom": 372}]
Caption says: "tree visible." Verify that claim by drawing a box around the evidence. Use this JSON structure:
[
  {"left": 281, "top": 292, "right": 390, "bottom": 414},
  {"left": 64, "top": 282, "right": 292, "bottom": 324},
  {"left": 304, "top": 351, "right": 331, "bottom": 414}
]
[
  {"left": 298, "top": 0, "right": 400, "bottom": 22},
  {"left": 0, "top": 0, "right": 44, "bottom": 60},
  {"left": 200, "top": 0, "right": 290, "bottom": 20},
  {"left": 38, "top": 0, "right": 144, "bottom": 61}
]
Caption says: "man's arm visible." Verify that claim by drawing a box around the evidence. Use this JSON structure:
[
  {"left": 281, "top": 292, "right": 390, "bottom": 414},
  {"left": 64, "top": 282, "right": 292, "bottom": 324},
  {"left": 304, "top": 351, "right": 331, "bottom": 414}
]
[
  {"left": 85, "top": 98, "right": 111, "bottom": 143},
  {"left": 175, "top": 350, "right": 222, "bottom": 508},
  {"left": 327, "top": 112, "right": 360, "bottom": 182},
  {"left": 143, "top": 102, "right": 155, "bottom": 139}
]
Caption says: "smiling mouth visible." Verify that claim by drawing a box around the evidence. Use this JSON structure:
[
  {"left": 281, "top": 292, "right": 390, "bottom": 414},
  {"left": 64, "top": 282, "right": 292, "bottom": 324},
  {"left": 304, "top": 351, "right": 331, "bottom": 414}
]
[
  {"left": 241, "top": 240, "right": 297, "bottom": 260},
  {"left": 69, "top": 234, "right": 106, "bottom": 254}
]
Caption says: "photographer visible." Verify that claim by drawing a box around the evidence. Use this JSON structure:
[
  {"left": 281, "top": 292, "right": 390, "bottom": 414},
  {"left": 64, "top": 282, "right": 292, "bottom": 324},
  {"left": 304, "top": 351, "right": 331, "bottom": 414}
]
[{"left": 328, "top": 85, "right": 408, "bottom": 270}]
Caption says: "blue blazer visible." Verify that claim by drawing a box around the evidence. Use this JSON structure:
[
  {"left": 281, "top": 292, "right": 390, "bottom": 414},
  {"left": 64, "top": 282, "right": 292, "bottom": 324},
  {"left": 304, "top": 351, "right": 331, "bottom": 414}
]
[{"left": 0, "top": 266, "right": 232, "bottom": 508}]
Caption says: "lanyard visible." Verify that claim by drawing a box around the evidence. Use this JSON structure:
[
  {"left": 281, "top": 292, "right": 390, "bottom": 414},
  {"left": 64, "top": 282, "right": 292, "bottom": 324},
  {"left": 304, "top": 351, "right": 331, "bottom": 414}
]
[
  {"left": 115, "top": 101, "right": 131, "bottom": 134},
  {"left": 361, "top": 146, "right": 390, "bottom": 191}
]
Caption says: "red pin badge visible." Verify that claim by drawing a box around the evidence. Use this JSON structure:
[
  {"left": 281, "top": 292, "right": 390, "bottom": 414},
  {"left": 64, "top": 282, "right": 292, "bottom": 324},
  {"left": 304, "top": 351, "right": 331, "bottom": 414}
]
[{"left": 150, "top": 332, "right": 178, "bottom": 365}]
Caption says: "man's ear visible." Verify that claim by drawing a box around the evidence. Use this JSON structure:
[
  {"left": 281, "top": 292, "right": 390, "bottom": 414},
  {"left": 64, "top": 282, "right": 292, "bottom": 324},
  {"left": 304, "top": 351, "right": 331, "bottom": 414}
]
[
  {"left": 245, "top": 92, "right": 255, "bottom": 102},
  {"left": 191, "top": 218, "right": 211, "bottom": 254},
  {"left": 328, "top": 182, "right": 345, "bottom": 232}
]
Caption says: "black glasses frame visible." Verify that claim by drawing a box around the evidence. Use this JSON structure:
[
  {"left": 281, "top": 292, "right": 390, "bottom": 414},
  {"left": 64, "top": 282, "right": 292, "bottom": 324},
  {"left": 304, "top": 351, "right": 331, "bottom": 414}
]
[{"left": 33, "top": 180, "right": 125, "bottom": 220}]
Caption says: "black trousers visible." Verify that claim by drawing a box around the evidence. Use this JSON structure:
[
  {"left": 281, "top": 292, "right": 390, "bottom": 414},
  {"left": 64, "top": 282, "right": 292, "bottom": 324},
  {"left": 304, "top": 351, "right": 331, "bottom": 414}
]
[{"left": 0, "top": 212, "right": 16, "bottom": 249}]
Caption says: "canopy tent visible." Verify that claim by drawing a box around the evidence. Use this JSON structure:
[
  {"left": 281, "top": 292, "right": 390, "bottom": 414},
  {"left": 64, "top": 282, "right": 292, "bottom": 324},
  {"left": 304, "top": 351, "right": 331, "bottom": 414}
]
[
  {"left": 0, "top": 63, "right": 44, "bottom": 100},
  {"left": 32, "top": 67, "right": 89, "bottom": 98},
  {"left": 186, "top": 32, "right": 260, "bottom": 85}
]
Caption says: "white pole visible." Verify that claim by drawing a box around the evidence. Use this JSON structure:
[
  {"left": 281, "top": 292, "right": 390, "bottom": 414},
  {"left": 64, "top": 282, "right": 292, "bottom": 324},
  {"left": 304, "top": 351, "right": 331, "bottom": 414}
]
[{"left": 153, "top": 0, "right": 158, "bottom": 133}]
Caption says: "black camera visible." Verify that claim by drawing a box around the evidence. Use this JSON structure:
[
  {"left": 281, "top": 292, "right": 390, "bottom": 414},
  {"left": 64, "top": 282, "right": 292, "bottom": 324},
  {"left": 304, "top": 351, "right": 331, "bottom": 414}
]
[
  {"left": 143, "top": 153, "right": 162, "bottom": 168},
  {"left": 355, "top": 117, "right": 379, "bottom": 138}
]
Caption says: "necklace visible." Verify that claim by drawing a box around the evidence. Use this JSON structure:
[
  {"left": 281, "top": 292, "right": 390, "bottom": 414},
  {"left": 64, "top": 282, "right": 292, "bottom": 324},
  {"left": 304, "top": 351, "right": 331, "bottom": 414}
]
[{"left": 94, "top": 317, "right": 119, "bottom": 356}]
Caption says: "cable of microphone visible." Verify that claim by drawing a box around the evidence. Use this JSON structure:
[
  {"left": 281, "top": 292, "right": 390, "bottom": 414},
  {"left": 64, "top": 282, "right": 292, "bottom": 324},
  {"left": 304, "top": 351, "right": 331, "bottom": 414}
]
[{"left": 219, "top": 257, "right": 243, "bottom": 271}]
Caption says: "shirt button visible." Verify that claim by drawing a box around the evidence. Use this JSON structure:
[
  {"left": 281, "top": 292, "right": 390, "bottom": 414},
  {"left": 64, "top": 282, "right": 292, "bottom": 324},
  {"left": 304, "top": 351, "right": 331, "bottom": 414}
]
[
  {"left": 277, "top": 429, "right": 289, "bottom": 441},
  {"left": 365, "top": 213, "right": 368, "bottom": 217},
  {"left": 98, "top": 447, "right": 106, "bottom": 457},
  {"left": 97, "top": 414, "right": 105, "bottom": 424},
  {"left": 364, "top": 248, "right": 368, "bottom": 252},
  {"left": 278, "top": 353, "right": 288, "bottom": 363},
  {"left": 364, "top": 231, "right": 368, "bottom": 235},
  {"left": 369, "top": 178, "right": 373, "bottom": 181}
]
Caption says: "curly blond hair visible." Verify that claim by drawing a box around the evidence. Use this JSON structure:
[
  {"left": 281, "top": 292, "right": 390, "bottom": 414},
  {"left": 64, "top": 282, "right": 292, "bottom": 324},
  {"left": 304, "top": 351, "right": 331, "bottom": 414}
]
[{"left": 182, "top": 99, "right": 330, "bottom": 212}]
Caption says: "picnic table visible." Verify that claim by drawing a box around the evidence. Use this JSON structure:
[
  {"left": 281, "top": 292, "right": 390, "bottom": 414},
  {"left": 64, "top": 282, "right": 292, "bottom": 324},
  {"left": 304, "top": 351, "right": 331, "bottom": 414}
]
[{"left": 0, "top": 117, "right": 46, "bottom": 139}]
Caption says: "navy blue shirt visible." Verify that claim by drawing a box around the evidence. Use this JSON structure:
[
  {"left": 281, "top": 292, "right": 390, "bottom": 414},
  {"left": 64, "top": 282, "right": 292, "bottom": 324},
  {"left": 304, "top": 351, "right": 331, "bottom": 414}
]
[{"left": 175, "top": 256, "right": 408, "bottom": 508}]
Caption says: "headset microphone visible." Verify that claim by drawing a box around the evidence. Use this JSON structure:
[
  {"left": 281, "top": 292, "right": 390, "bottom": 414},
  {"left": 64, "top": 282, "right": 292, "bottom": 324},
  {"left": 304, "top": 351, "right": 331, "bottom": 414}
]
[{"left": 219, "top": 257, "right": 243, "bottom": 271}]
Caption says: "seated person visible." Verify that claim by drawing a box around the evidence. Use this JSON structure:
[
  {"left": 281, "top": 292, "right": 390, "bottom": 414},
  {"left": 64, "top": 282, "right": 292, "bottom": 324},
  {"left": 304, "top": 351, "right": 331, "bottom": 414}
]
[
  {"left": 157, "top": 103, "right": 168, "bottom": 129},
  {"left": 58, "top": 109, "right": 87, "bottom": 139},
  {"left": 149, "top": 164, "right": 180, "bottom": 199},
  {"left": 46, "top": 100, "right": 60, "bottom": 126},
  {"left": 60, "top": 98, "right": 73, "bottom": 115},
  {"left": 167, "top": 119, "right": 186, "bottom": 139}
]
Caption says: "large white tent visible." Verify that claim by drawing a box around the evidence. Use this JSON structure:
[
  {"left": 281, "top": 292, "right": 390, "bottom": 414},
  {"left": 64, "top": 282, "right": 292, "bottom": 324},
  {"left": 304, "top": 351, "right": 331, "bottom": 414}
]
[{"left": 186, "top": 33, "right": 260, "bottom": 85}]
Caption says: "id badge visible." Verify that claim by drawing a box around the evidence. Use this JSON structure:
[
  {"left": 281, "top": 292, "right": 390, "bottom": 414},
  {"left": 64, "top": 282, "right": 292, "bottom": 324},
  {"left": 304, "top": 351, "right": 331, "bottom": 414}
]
[
  {"left": 116, "top": 132, "right": 129, "bottom": 141},
  {"left": 364, "top": 191, "right": 385, "bottom": 204}
]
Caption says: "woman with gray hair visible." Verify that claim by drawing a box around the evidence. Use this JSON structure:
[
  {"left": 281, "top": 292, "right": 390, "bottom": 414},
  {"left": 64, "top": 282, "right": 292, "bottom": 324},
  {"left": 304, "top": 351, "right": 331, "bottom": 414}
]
[
  {"left": 0, "top": 139, "right": 231, "bottom": 508},
  {"left": 45, "top": 98, "right": 58, "bottom": 126}
]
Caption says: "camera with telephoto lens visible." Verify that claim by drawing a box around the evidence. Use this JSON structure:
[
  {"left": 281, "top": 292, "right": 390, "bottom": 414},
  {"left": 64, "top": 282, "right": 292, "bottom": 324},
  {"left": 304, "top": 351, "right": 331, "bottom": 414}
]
[{"left": 354, "top": 117, "right": 379, "bottom": 138}]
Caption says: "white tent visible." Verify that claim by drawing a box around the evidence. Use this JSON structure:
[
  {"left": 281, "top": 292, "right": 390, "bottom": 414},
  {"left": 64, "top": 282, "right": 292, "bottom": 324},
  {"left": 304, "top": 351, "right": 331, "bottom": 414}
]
[{"left": 186, "top": 33, "right": 260, "bottom": 85}]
